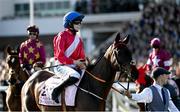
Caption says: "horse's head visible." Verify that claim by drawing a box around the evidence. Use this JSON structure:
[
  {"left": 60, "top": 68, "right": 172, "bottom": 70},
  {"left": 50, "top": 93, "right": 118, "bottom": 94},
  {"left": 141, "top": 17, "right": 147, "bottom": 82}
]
[
  {"left": 6, "top": 46, "right": 29, "bottom": 85},
  {"left": 105, "top": 32, "right": 132, "bottom": 78},
  {"left": 6, "top": 46, "right": 19, "bottom": 71},
  {"left": 5, "top": 46, "right": 20, "bottom": 85}
]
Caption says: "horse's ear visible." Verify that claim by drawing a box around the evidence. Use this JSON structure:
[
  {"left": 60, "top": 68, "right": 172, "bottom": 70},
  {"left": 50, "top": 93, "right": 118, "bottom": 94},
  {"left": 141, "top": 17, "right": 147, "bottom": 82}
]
[
  {"left": 115, "top": 32, "right": 120, "bottom": 44},
  {"left": 6, "top": 46, "right": 11, "bottom": 55},
  {"left": 17, "top": 45, "right": 20, "bottom": 54},
  {"left": 122, "top": 35, "right": 130, "bottom": 44}
]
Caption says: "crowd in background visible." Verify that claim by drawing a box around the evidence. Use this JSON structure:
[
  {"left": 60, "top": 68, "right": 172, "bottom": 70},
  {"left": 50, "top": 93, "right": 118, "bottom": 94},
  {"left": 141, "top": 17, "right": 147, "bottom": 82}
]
[
  {"left": 74, "top": 0, "right": 180, "bottom": 69},
  {"left": 123, "top": 2, "right": 180, "bottom": 109},
  {"left": 123, "top": 2, "right": 180, "bottom": 67},
  {"left": 0, "top": 0, "right": 179, "bottom": 111},
  {"left": 0, "top": 0, "right": 179, "bottom": 84},
  {"left": 74, "top": 0, "right": 140, "bottom": 14}
]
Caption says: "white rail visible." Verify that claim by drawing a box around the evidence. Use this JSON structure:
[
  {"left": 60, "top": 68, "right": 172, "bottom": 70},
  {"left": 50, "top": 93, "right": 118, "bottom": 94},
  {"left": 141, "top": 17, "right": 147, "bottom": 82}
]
[
  {"left": 0, "top": 86, "right": 8, "bottom": 92},
  {"left": 109, "top": 82, "right": 138, "bottom": 112}
]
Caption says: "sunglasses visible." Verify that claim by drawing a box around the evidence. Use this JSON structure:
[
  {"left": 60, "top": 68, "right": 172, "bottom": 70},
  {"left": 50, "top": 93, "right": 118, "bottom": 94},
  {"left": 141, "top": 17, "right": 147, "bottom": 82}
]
[
  {"left": 73, "top": 21, "right": 82, "bottom": 25},
  {"left": 29, "top": 32, "right": 37, "bottom": 36}
]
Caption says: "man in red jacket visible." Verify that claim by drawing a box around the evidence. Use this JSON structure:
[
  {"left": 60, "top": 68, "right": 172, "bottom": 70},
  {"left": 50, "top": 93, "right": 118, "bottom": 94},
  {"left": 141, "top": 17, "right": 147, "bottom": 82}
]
[{"left": 52, "top": 11, "right": 86, "bottom": 103}]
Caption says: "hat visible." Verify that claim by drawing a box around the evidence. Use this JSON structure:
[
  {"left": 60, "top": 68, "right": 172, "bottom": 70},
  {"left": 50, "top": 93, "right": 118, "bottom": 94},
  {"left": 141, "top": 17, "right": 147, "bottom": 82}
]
[{"left": 152, "top": 67, "right": 170, "bottom": 79}]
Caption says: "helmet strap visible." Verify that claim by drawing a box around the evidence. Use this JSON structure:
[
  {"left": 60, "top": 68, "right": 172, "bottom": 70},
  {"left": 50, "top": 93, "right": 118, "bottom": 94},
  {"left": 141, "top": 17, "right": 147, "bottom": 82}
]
[
  {"left": 68, "top": 22, "right": 77, "bottom": 35},
  {"left": 69, "top": 22, "right": 73, "bottom": 28}
]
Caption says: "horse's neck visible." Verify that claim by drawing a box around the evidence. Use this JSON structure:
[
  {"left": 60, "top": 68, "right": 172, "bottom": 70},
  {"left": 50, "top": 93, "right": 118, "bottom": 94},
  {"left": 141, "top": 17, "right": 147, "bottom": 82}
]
[
  {"left": 86, "top": 57, "right": 116, "bottom": 98},
  {"left": 92, "top": 57, "right": 116, "bottom": 81},
  {"left": 19, "top": 68, "right": 29, "bottom": 81}
]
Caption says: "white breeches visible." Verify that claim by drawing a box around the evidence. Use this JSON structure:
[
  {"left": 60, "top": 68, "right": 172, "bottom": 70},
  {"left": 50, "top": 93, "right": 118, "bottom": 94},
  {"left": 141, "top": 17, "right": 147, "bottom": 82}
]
[
  {"left": 54, "top": 65, "right": 80, "bottom": 79},
  {"left": 54, "top": 60, "right": 80, "bottom": 79}
]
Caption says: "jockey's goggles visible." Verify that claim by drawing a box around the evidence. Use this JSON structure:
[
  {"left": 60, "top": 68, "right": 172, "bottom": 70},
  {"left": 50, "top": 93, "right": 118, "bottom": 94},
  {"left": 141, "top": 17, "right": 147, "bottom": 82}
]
[
  {"left": 73, "top": 21, "right": 82, "bottom": 25},
  {"left": 29, "top": 32, "right": 38, "bottom": 36}
]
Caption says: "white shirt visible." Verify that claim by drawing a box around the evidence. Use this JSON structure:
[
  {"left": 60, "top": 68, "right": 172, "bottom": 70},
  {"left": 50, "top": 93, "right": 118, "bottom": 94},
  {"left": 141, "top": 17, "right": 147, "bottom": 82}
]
[{"left": 131, "top": 83, "right": 179, "bottom": 112}]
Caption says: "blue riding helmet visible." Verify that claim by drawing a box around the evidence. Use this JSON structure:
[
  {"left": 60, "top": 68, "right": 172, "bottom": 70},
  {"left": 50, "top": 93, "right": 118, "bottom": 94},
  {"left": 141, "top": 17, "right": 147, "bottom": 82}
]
[{"left": 63, "top": 11, "right": 84, "bottom": 28}]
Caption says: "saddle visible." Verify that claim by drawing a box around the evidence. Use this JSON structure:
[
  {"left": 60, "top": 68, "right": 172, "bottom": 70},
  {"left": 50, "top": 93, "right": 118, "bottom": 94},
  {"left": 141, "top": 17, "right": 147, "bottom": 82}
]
[{"left": 39, "top": 71, "right": 84, "bottom": 106}]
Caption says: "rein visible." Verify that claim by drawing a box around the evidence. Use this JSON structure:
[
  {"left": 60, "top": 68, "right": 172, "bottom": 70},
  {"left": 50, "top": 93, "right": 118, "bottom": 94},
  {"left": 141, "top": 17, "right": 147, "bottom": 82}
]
[
  {"left": 74, "top": 80, "right": 130, "bottom": 101},
  {"left": 74, "top": 84, "right": 105, "bottom": 101},
  {"left": 42, "top": 64, "right": 107, "bottom": 83},
  {"left": 85, "top": 70, "right": 106, "bottom": 83}
]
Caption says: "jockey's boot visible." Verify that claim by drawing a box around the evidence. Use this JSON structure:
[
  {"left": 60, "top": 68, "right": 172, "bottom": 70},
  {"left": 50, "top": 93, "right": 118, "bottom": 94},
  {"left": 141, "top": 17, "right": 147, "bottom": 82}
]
[{"left": 51, "top": 77, "right": 79, "bottom": 103}]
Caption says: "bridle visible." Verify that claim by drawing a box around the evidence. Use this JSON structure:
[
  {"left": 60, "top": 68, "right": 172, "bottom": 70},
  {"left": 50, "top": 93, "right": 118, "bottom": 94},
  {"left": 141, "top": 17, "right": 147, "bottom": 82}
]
[
  {"left": 7, "top": 55, "right": 20, "bottom": 84},
  {"left": 113, "top": 42, "right": 134, "bottom": 91},
  {"left": 7, "top": 55, "right": 26, "bottom": 96}
]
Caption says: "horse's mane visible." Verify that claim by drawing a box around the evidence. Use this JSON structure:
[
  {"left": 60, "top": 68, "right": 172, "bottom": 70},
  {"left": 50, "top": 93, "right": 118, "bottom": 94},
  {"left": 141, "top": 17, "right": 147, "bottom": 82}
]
[{"left": 87, "top": 33, "right": 130, "bottom": 72}]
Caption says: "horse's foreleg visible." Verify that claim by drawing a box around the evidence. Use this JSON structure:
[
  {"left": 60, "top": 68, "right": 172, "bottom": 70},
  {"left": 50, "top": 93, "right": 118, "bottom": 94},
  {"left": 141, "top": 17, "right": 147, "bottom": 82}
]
[
  {"left": 1, "top": 91, "right": 7, "bottom": 111},
  {"left": 21, "top": 92, "right": 40, "bottom": 111}
]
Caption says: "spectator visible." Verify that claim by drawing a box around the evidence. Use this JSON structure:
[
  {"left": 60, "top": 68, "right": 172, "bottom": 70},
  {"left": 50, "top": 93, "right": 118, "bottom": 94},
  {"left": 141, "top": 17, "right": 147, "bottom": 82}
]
[
  {"left": 124, "top": 67, "right": 179, "bottom": 111},
  {"left": 135, "top": 65, "right": 153, "bottom": 111},
  {"left": 164, "top": 80, "right": 180, "bottom": 110},
  {"left": 173, "top": 64, "right": 180, "bottom": 96}
]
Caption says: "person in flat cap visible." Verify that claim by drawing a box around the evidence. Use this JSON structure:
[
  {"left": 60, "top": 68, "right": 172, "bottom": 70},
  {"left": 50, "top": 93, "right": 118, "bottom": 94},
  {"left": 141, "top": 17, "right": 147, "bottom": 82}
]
[
  {"left": 124, "top": 67, "right": 178, "bottom": 111},
  {"left": 152, "top": 67, "right": 171, "bottom": 79}
]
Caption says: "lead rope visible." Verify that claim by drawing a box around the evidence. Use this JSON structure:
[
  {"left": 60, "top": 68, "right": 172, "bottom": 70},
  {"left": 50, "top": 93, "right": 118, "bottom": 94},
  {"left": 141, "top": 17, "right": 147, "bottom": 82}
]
[{"left": 116, "top": 68, "right": 130, "bottom": 91}]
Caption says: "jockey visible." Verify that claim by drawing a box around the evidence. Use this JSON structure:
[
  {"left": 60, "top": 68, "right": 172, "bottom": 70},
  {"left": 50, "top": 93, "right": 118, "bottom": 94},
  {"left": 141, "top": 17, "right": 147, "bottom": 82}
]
[
  {"left": 18, "top": 25, "right": 46, "bottom": 74},
  {"left": 52, "top": 11, "right": 86, "bottom": 103},
  {"left": 146, "top": 37, "right": 172, "bottom": 74}
]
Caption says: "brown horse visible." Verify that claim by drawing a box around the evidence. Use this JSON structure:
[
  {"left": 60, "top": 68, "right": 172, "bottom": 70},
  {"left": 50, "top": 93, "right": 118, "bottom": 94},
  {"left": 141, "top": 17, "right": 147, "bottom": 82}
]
[
  {"left": 21, "top": 32, "right": 133, "bottom": 111},
  {"left": 5, "top": 46, "right": 29, "bottom": 111}
]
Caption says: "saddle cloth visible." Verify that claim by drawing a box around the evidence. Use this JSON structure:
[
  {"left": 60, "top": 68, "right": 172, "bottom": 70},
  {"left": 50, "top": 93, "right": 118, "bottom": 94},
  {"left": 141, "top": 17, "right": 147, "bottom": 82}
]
[{"left": 39, "top": 70, "right": 84, "bottom": 106}]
